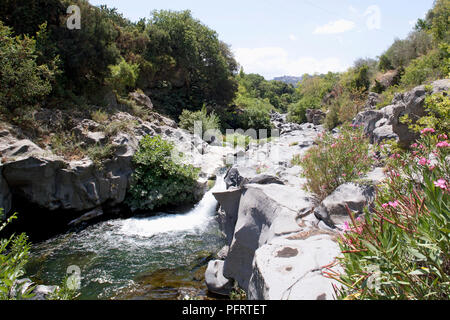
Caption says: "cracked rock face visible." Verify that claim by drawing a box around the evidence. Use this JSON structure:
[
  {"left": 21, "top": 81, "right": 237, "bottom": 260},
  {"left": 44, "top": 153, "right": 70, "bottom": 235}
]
[{"left": 354, "top": 79, "right": 450, "bottom": 147}]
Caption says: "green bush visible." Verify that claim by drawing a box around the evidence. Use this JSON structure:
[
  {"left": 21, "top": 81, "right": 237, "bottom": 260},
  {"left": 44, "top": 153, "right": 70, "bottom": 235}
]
[
  {"left": 400, "top": 50, "right": 445, "bottom": 87},
  {"left": 178, "top": 107, "right": 221, "bottom": 135},
  {"left": 287, "top": 96, "right": 320, "bottom": 124},
  {"left": 402, "top": 90, "right": 450, "bottom": 136},
  {"left": 299, "top": 124, "right": 373, "bottom": 201},
  {"left": 333, "top": 131, "right": 449, "bottom": 300},
  {"left": 0, "top": 21, "right": 54, "bottom": 112},
  {"left": 324, "top": 103, "right": 341, "bottom": 130},
  {"left": 106, "top": 58, "right": 139, "bottom": 95},
  {"left": 0, "top": 210, "right": 34, "bottom": 300},
  {"left": 240, "top": 105, "right": 272, "bottom": 131},
  {"left": 126, "top": 135, "right": 200, "bottom": 211}
]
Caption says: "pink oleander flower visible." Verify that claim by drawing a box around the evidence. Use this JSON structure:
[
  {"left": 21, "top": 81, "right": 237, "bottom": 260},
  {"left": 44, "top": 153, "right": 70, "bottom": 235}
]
[
  {"left": 389, "top": 201, "right": 399, "bottom": 208},
  {"left": 331, "top": 143, "right": 337, "bottom": 148},
  {"left": 342, "top": 173, "right": 347, "bottom": 177},
  {"left": 436, "top": 141, "right": 449, "bottom": 148},
  {"left": 438, "top": 134, "right": 448, "bottom": 140},
  {"left": 411, "top": 143, "right": 418, "bottom": 148},
  {"left": 419, "top": 157, "right": 430, "bottom": 166},
  {"left": 434, "top": 179, "right": 447, "bottom": 191},
  {"left": 429, "top": 164, "right": 436, "bottom": 171},
  {"left": 421, "top": 128, "right": 436, "bottom": 135},
  {"left": 382, "top": 203, "right": 389, "bottom": 209},
  {"left": 342, "top": 221, "right": 351, "bottom": 232}
]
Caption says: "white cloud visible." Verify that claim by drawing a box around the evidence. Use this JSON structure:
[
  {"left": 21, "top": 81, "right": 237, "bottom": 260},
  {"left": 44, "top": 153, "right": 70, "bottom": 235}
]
[
  {"left": 288, "top": 34, "right": 297, "bottom": 41},
  {"left": 349, "top": 5, "right": 358, "bottom": 14},
  {"left": 233, "top": 47, "right": 348, "bottom": 79},
  {"left": 314, "top": 19, "right": 355, "bottom": 34}
]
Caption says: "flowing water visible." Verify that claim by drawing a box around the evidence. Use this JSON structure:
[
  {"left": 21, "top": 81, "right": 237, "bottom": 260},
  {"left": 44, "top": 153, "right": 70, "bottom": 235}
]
[{"left": 25, "top": 177, "right": 227, "bottom": 300}]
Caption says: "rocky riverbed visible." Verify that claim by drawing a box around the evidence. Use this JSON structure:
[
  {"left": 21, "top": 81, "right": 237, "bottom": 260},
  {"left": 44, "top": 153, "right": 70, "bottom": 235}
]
[{"left": 1, "top": 79, "right": 448, "bottom": 300}]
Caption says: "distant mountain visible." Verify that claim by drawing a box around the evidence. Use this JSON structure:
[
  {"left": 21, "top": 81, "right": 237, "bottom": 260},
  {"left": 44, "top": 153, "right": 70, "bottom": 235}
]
[{"left": 272, "top": 76, "right": 303, "bottom": 86}]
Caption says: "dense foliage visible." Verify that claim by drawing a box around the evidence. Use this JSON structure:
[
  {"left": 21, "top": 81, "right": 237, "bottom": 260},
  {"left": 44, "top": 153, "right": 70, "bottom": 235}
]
[
  {"left": 127, "top": 135, "right": 200, "bottom": 211},
  {"left": 0, "top": 22, "right": 54, "bottom": 112},
  {"left": 332, "top": 131, "right": 449, "bottom": 300},
  {"left": 0, "top": 211, "right": 33, "bottom": 300},
  {"left": 178, "top": 107, "right": 221, "bottom": 135},
  {"left": 402, "top": 89, "right": 450, "bottom": 136},
  {"left": 295, "top": 124, "right": 373, "bottom": 201},
  {"left": 0, "top": 1, "right": 239, "bottom": 119}
]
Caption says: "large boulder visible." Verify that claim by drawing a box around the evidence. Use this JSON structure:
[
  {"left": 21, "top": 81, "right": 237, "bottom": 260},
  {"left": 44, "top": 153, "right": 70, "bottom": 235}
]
[
  {"left": 306, "top": 109, "right": 326, "bottom": 125},
  {"left": 354, "top": 79, "right": 450, "bottom": 147},
  {"left": 205, "top": 260, "right": 233, "bottom": 296},
  {"left": 249, "top": 235, "right": 341, "bottom": 300},
  {"left": 352, "top": 110, "right": 384, "bottom": 143},
  {"left": 363, "top": 92, "right": 381, "bottom": 111},
  {"left": 314, "top": 183, "right": 375, "bottom": 229},
  {"left": 213, "top": 188, "right": 242, "bottom": 245},
  {"left": 129, "top": 91, "right": 154, "bottom": 110},
  {"left": 222, "top": 184, "right": 313, "bottom": 292}
]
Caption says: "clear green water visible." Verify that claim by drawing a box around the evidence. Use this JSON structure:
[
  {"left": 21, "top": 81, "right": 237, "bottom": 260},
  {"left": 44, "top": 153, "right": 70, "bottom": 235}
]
[{"left": 25, "top": 179, "right": 226, "bottom": 300}]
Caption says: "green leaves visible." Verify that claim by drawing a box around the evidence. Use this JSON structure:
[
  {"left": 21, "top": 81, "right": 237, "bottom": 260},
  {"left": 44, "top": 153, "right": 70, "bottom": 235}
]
[
  {"left": 0, "top": 21, "right": 53, "bottom": 112},
  {"left": 0, "top": 210, "right": 35, "bottom": 300},
  {"left": 335, "top": 131, "right": 450, "bottom": 300},
  {"left": 299, "top": 124, "right": 373, "bottom": 201},
  {"left": 126, "top": 135, "right": 200, "bottom": 211}
]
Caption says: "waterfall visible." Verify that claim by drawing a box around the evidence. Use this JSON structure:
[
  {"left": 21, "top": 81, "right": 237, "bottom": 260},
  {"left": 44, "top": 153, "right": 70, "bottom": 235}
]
[{"left": 118, "top": 176, "right": 226, "bottom": 238}]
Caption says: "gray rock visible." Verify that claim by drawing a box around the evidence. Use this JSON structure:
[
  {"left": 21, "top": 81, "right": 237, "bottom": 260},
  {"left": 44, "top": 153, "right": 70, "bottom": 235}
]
[
  {"left": 352, "top": 110, "right": 384, "bottom": 143},
  {"left": 205, "top": 260, "right": 233, "bottom": 296},
  {"left": 247, "top": 174, "right": 284, "bottom": 186},
  {"left": 129, "top": 91, "right": 154, "bottom": 110},
  {"left": 68, "top": 207, "right": 104, "bottom": 226},
  {"left": 372, "top": 125, "right": 399, "bottom": 144},
  {"left": 354, "top": 79, "right": 450, "bottom": 147},
  {"left": 0, "top": 166, "right": 11, "bottom": 214},
  {"left": 248, "top": 235, "right": 341, "bottom": 300},
  {"left": 315, "top": 183, "right": 375, "bottom": 228},
  {"left": 223, "top": 184, "right": 312, "bottom": 292},
  {"left": 224, "top": 167, "right": 245, "bottom": 189},
  {"left": 306, "top": 109, "right": 326, "bottom": 125},
  {"left": 30, "top": 285, "right": 58, "bottom": 300},
  {"left": 363, "top": 92, "right": 381, "bottom": 111},
  {"left": 213, "top": 188, "right": 242, "bottom": 245}
]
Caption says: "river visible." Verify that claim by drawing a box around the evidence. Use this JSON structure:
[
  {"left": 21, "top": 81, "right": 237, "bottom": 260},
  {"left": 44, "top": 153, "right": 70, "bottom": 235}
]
[{"left": 25, "top": 176, "right": 227, "bottom": 300}]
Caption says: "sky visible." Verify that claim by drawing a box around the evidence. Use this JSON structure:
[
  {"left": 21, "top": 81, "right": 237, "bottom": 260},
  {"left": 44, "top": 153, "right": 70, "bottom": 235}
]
[{"left": 89, "top": 0, "right": 435, "bottom": 80}]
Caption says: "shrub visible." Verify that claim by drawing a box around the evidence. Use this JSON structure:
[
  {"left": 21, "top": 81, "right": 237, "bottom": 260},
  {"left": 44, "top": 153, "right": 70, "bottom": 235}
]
[
  {"left": 0, "top": 210, "right": 34, "bottom": 300},
  {"left": 287, "top": 96, "right": 320, "bottom": 124},
  {"left": 400, "top": 50, "right": 445, "bottom": 87},
  {"left": 324, "top": 103, "right": 341, "bottom": 130},
  {"left": 178, "top": 107, "right": 221, "bottom": 135},
  {"left": 337, "top": 88, "right": 367, "bottom": 124},
  {"left": 401, "top": 90, "right": 449, "bottom": 136},
  {"left": 240, "top": 105, "right": 272, "bottom": 131},
  {"left": 105, "top": 58, "right": 139, "bottom": 95},
  {"left": 91, "top": 110, "right": 109, "bottom": 123},
  {"left": 299, "top": 124, "right": 373, "bottom": 201},
  {"left": 332, "top": 131, "right": 449, "bottom": 300},
  {"left": 0, "top": 21, "right": 54, "bottom": 112},
  {"left": 126, "top": 135, "right": 200, "bottom": 211},
  {"left": 85, "top": 143, "right": 118, "bottom": 169}
]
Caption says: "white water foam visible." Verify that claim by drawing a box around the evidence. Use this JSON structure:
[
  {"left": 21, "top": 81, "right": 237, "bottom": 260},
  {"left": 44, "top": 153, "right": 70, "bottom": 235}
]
[{"left": 118, "top": 176, "right": 226, "bottom": 238}]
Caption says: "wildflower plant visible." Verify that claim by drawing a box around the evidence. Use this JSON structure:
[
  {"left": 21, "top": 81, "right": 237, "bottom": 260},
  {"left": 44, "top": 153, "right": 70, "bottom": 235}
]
[
  {"left": 331, "top": 130, "right": 449, "bottom": 300},
  {"left": 299, "top": 124, "right": 373, "bottom": 201}
]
